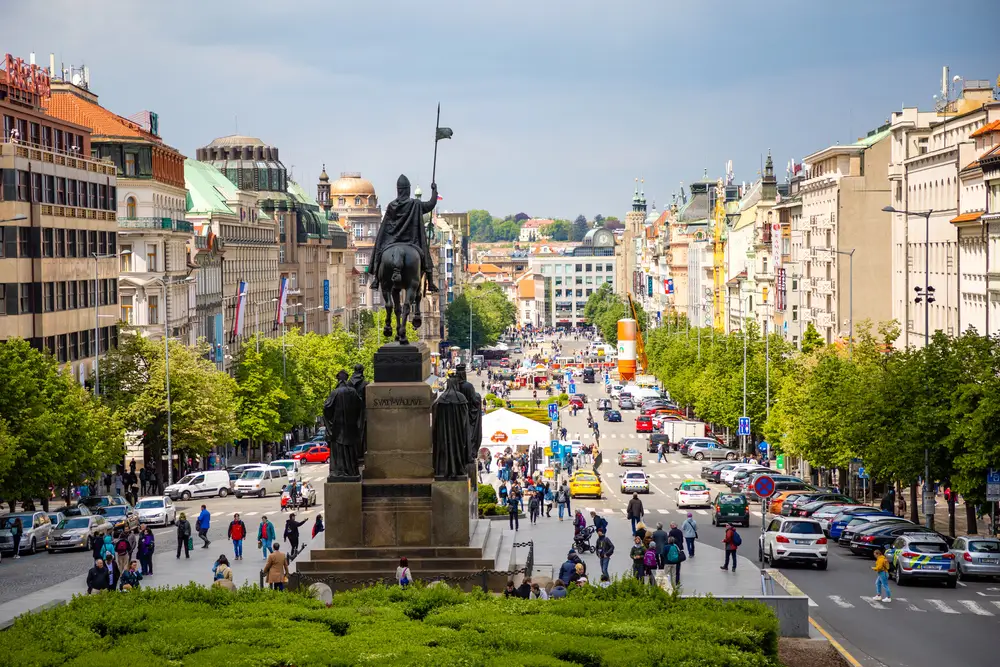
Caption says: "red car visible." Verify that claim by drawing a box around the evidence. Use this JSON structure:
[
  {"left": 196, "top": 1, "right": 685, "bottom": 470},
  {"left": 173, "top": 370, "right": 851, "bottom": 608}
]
[
  {"left": 635, "top": 416, "right": 653, "bottom": 433},
  {"left": 569, "top": 396, "right": 584, "bottom": 410},
  {"left": 292, "top": 445, "right": 330, "bottom": 464}
]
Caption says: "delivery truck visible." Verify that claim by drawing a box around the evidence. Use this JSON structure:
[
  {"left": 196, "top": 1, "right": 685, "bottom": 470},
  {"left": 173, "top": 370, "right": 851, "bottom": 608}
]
[{"left": 662, "top": 420, "right": 707, "bottom": 443}]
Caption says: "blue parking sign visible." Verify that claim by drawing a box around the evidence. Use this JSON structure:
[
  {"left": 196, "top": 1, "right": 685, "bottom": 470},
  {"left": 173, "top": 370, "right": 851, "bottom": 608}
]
[
  {"left": 550, "top": 441, "right": 561, "bottom": 457},
  {"left": 547, "top": 403, "right": 558, "bottom": 420},
  {"left": 738, "top": 416, "right": 751, "bottom": 436}
]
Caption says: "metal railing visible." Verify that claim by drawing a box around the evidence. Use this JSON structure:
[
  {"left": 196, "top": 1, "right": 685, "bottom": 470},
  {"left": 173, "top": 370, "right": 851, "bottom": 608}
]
[{"left": 119, "top": 217, "right": 194, "bottom": 233}]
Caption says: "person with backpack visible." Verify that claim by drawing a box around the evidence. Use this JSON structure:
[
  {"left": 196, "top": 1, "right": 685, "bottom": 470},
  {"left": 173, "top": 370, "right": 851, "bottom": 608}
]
[
  {"left": 528, "top": 490, "right": 540, "bottom": 525},
  {"left": 195, "top": 504, "right": 211, "bottom": 548},
  {"left": 664, "top": 536, "right": 685, "bottom": 587},
  {"left": 227, "top": 513, "right": 247, "bottom": 561},
  {"left": 114, "top": 532, "right": 131, "bottom": 574},
  {"left": 642, "top": 540, "right": 658, "bottom": 585},
  {"left": 595, "top": 528, "right": 614, "bottom": 579},
  {"left": 650, "top": 522, "right": 669, "bottom": 569},
  {"left": 311, "top": 514, "right": 325, "bottom": 539},
  {"left": 555, "top": 483, "right": 569, "bottom": 521},
  {"left": 721, "top": 523, "right": 741, "bottom": 572},
  {"left": 99, "top": 534, "right": 115, "bottom": 561},
  {"left": 396, "top": 557, "right": 413, "bottom": 587},
  {"left": 498, "top": 482, "right": 509, "bottom": 507}
]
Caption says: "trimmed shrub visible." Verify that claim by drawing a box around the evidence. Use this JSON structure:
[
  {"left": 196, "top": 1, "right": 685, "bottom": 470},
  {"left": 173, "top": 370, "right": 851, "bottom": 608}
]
[
  {"left": 477, "top": 483, "right": 497, "bottom": 505},
  {"left": 0, "top": 581, "right": 781, "bottom": 666}
]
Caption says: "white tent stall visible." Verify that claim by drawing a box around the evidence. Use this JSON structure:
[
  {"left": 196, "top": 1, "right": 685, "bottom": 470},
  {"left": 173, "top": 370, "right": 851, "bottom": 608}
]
[{"left": 478, "top": 408, "right": 550, "bottom": 460}]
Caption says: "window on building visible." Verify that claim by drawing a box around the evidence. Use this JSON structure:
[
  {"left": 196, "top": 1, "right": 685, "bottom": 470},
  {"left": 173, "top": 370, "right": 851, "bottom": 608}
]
[
  {"left": 67, "top": 282, "right": 77, "bottom": 309},
  {"left": 100, "top": 280, "right": 109, "bottom": 306},
  {"left": 148, "top": 295, "right": 159, "bottom": 324},
  {"left": 121, "top": 295, "right": 133, "bottom": 324},
  {"left": 56, "top": 282, "right": 66, "bottom": 311},
  {"left": 354, "top": 197, "right": 361, "bottom": 206},
  {"left": 555, "top": 289, "right": 562, "bottom": 297},
  {"left": 43, "top": 283, "right": 54, "bottom": 312},
  {"left": 792, "top": 305, "right": 799, "bottom": 322},
  {"left": 42, "top": 228, "right": 53, "bottom": 257},
  {"left": 576, "top": 289, "right": 583, "bottom": 297},
  {"left": 606, "top": 276, "right": 613, "bottom": 283},
  {"left": 147, "top": 245, "right": 157, "bottom": 272},
  {"left": 97, "top": 231, "right": 107, "bottom": 255},
  {"left": 43, "top": 175, "right": 54, "bottom": 203},
  {"left": 87, "top": 231, "right": 97, "bottom": 256},
  {"left": 19, "top": 284, "right": 31, "bottom": 313},
  {"left": 126, "top": 196, "right": 136, "bottom": 219},
  {"left": 68, "top": 332, "right": 79, "bottom": 361},
  {"left": 576, "top": 264, "right": 583, "bottom": 272},
  {"left": 586, "top": 289, "right": 593, "bottom": 296},
  {"left": 575, "top": 277, "right": 583, "bottom": 285},
  {"left": 120, "top": 244, "right": 132, "bottom": 272},
  {"left": 338, "top": 197, "right": 345, "bottom": 205},
  {"left": 605, "top": 264, "right": 613, "bottom": 272},
  {"left": 56, "top": 335, "right": 66, "bottom": 362},
  {"left": 54, "top": 228, "right": 65, "bottom": 257},
  {"left": 124, "top": 152, "right": 137, "bottom": 176},
  {"left": 791, "top": 277, "right": 798, "bottom": 290},
  {"left": 762, "top": 257, "right": 768, "bottom": 275}
]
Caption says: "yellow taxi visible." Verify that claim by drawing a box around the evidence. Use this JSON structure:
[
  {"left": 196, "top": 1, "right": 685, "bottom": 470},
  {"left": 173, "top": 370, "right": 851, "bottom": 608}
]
[{"left": 569, "top": 471, "right": 603, "bottom": 499}]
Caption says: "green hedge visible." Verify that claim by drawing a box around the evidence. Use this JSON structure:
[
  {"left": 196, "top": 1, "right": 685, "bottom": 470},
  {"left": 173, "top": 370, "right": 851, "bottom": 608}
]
[
  {"left": 477, "top": 483, "right": 497, "bottom": 505},
  {"left": 478, "top": 502, "right": 509, "bottom": 516},
  {"left": 0, "top": 581, "right": 780, "bottom": 666}
]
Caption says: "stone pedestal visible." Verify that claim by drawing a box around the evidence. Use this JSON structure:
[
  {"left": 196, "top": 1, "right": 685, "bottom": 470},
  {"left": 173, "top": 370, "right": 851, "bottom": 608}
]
[
  {"left": 364, "top": 383, "right": 433, "bottom": 480},
  {"left": 432, "top": 478, "right": 474, "bottom": 546},
  {"left": 373, "top": 342, "right": 430, "bottom": 383},
  {"left": 324, "top": 481, "right": 362, "bottom": 548}
]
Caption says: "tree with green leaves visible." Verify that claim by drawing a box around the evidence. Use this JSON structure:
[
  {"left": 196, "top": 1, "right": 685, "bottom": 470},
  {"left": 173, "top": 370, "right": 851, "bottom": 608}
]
[
  {"left": 800, "top": 322, "right": 825, "bottom": 354},
  {"left": 571, "top": 215, "right": 589, "bottom": 242},
  {"left": 582, "top": 284, "right": 646, "bottom": 344},
  {"left": 543, "top": 219, "right": 570, "bottom": 241},
  {"left": 445, "top": 282, "right": 516, "bottom": 349}
]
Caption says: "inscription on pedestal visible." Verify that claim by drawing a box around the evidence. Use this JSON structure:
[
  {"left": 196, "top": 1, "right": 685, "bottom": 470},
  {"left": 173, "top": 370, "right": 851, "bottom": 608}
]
[{"left": 365, "top": 383, "right": 433, "bottom": 479}]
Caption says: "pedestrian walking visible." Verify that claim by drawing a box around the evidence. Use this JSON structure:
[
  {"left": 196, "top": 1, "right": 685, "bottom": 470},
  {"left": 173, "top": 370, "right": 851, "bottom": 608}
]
[
  {"left": 664, "top": 536, "right": 684, "bottom": 587},
  {"left": 263, "top": 543, "right": 289, "bottom": 591},
  {"left": 651, "top": 522, "right": 668, "bottom": 569},
  {"left": 139, "top": 468, "right": 148, "bottom": 495},
  {"left": 227, "top": 513, "right": 247, "bottom": 560},
  {"left": 311, "top": 514, "right": 325, "bottom": 539},
  {"left": 120, "top": 560, "right": 142, "bottom": 591},
  {"left": 872, "top": 549, "right": 892, "bottom": 602},
  {"left": 176, "top": 512, "right": 192, "bottom": 558},
  {"left": 656, "top": 441, "right": 665, "bottom": 463},
  {"left": 9, "top": 517, "right": 22, "bottom": 558},
  {"left": 595, "top": 528, "right": 614, "bottom": 579},
  {"left": 667, "top": 522, "right": 684, "bottom": 557},
  {"left": 258, "top": 516, "right": 276, "bottom": 559},
  {"left": 681, "top": 513, "right": 698, "bottom": 557},
  {"left": 528, "top": 491, "right": 540, "bottom": 524},
  {"left": 114, "top": 472, "right": 123, "bottom": 497},
  {"left": 897, "top": 495, "right": 907, "bottom": 519},
  {"left": 103, "top": 554, "right": 121, "bottom": 590},
  {"left": 630, "top": 535, "right": 645, "bottom": 580},
  {"left": 556, "top": 483, "right": 569, "bottom": 521},
  {"left": 626, "top": 493, "right": 644, "bottom": 535},
  {"left": 195, "top": 504, "right": 211, "bottom": 548},
  {"left": 544, "top": 484, "right": 554, "bottom": 517},
  {"left": 720, "top": 524, "right": 740, "bottom": 572},
  {"left": 508, "top": 486, "right": 520, "bottom": 531},
  {"left": 86, "top": 558, "right": 110, "bottom": 594},
  {"left": 137, "top": 526, "right": 155, "bottom": 575},
  {"left": 114, "top": 531, "right": 130, "bottom": 575},
  {"left": 283, "top": 513, "right": 307, "bottom": 558},
  {"left": 396, "top": 557, "right": 413, "bottom": 587}
]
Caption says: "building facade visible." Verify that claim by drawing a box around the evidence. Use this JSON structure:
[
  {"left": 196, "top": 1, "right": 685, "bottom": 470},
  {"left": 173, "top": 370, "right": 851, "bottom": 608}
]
[
  {"left": 530, "top": 228, "right": 616, "bottom": 327},
  {"left": 1, "top": 56, "right": 119, "bottom": 384},
  {"left": 322, "top": 172, "right": 382, "bottom": 322}
]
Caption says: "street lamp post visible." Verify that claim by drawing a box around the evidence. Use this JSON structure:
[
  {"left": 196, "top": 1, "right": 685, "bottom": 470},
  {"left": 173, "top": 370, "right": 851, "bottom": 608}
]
[
  {"left": 883, "top": 205, "right": 935, "bottom": 529},
  {"left": 833, "top": 249, "right": 856, "bottom": 359}
]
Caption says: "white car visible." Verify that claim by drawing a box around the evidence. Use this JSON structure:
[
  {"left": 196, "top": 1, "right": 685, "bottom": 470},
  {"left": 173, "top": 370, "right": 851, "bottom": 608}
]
[
  {"left": 270, "top": 459, "right": 301, "bottom": 482},
  {"left": 134, "top": 496, "right": 177, "bottom": 527},
  {"left": 676, "top": 481, "right": 711, "bottom": 508},
  {"left": 620, "top": 470, "right": 650, "bottom": 494},
  {"left": 759, "top": 517, "right": 828, "bottom": 569},
  {"left": 720, "top": 464, "right": 767, "bottom": 486}
]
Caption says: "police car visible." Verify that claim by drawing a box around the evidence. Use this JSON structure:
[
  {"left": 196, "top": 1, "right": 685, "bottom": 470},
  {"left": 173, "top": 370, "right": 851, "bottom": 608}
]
[{"left": 885, "top": 532, "right": 957, "bottom": 588}]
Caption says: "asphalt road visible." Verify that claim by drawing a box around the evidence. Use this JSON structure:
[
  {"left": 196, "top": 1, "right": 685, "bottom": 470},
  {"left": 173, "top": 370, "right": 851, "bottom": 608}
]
[
  {"left": 538, "top": 335, "right": 1000, "bottom": 667},
  {"left": 0, "top": 463, "right": 329, "bottom": 605}
]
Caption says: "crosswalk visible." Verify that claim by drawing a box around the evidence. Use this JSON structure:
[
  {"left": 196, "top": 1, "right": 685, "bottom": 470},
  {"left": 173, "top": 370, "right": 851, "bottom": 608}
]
[
  {"left": 582, "top": 507, "right": 710, "bottom": 516},
  {"left": 822, "top": 594, "right": 1000, "bottom": 616}
]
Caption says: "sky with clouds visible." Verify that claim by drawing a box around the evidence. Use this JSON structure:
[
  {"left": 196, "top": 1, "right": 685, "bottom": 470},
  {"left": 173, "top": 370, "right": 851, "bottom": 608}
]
[{"left": 4, "top": 0, "right": 996, "bottom": 219}]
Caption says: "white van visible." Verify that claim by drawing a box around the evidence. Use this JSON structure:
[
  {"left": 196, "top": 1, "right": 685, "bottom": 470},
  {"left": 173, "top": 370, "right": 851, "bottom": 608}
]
[
  {"left": 270, "top": 459, "right": 301, "bottom": 482},
  {"left": 164, "top": 470, "right": 232, "bottom": 501},
  {"left": 233, "top": 466, "right": 288, "bottom": 498}
]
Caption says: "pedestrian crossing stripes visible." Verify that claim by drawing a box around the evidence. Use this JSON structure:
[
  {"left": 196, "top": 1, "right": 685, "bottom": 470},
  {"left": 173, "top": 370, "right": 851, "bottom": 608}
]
[
  {"left": 244, "top": 511, "right": 259, "bottom": 516},
  {"left": 824, "top": 595, "right": 1000, "bottom": 616}
]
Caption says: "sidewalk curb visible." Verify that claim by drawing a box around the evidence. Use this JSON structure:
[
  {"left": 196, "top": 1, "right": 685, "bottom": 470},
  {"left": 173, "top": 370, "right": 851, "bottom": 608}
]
[
  {"left": 808, "top": 617, "right": 863, "bottom": 667},
  {"left": 0, "top": 599, "right": 66, "bottom": 632}
]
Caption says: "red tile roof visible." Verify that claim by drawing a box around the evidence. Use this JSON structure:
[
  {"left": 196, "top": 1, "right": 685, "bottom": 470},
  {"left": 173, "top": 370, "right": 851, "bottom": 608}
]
[
  {"left": 43, "top": 91, "right": 160, "bottom": 142},
  {"left": 950, "top": 211, "right": 984, "bottom": 224},
  {"left": 970, "top": 119, "right": 1000, "bottom": 139}
]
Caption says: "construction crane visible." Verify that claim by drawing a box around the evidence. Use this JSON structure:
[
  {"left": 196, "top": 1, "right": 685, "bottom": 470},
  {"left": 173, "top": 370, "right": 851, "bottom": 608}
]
[
  {"left": 626, "top": 292, "right": 648, "bottom": 372},
  {"left": 712, "top": 178, "right": 727, "bottom": 331}
]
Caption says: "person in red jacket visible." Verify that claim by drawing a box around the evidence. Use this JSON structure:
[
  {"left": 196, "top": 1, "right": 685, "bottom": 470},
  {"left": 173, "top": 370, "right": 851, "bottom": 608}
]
[{"left": 227, "top": 513, "right": 247, "bottom": 561}]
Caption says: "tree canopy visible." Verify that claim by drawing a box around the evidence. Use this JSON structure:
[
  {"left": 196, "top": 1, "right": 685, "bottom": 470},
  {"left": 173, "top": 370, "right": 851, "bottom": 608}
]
[
  {"left": 445, "top": 282, "right": 516, "bottom": 349},
  {"left": 582, "top": 284, "right": 646, "bottom": 344}
]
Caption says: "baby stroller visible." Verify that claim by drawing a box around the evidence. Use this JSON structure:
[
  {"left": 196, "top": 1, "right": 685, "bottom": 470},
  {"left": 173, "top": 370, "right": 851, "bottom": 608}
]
[{"left": 573, "top": 525, "right": 596, "bottom": 554}]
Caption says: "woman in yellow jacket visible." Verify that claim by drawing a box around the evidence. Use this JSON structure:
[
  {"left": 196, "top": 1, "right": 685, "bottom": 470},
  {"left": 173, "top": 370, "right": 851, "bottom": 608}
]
[{"left": 872, "top": 549, "right": 891, "bottom": 603}]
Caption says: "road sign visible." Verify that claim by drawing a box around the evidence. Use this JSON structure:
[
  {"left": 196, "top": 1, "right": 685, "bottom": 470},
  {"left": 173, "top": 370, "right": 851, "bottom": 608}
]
[
  {"left": 988, "top": 469, "right": 1000, "bottom": 484},
  {"left": 738, "top": 416, "right": 751, "bottom": 436},
  {"left": 569, "top": 382, "right": 576, "bottom": 394},
  {"left": 988, "top": 469, "right": 1000, "bottom": 502},
  {"left": 753, "top": 475, "right": 776, "bottom": 499},
  {"left": 547, "top": 403, "right": 559, "bottom": 420},
  {"left": 758, "top": 441, "right": 769, "bottom": 455},
  {"left": 858, "top": 466, "right": 868, "bottom": 480},
  {"left": 550, "top": 440, "right": 561, "bottom": 457}
]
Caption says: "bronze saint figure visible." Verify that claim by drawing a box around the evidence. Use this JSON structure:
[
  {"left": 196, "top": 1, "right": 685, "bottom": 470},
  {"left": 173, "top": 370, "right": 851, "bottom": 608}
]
[
  {"left": 432, "top": 376, "right": 470, "bottom": 479},
  {"left": 323, "top": 369, "right": 364, "bottom": 480}
]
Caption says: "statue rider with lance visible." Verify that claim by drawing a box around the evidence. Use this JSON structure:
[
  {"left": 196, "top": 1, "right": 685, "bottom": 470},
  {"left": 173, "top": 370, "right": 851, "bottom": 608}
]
[{"left": 367, "top": 176, "right": 439, "bottom": 292}]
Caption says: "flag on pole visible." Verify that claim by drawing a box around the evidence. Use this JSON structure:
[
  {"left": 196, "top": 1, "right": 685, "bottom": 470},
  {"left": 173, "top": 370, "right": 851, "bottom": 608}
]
[
  {"left": 436, "top": 127, "right": 453, "bottom": 141},
  {"left": 275, "top": 276, "right": 288, "bottom": 329},
  {"left": 437, "top": 194, "right": 443, "bottom": 201},
  {"left": 232, "top": 280, "right": 248, "bottom": 340}
]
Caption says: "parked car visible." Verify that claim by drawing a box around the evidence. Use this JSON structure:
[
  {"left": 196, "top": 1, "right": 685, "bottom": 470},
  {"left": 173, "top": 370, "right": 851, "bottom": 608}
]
[
  {"left": 635, "top": 415, "right": 653, "bottom": 433},
  {"left": 686, "top": 440, "right": 738, "bottom": 462},
  {"left": 79, "top": 495, "right": 127, "bottom": 512},
  {"left": 617, "top": 448, "right": 643, "bottom": 467},
  {"left": 676, "top": 480, "right": 711, "bottom": 508},
  {"left": 96, "top": 504, "right": 140, "bottom": 533},
  {"left": 569, "top": 396, "right": 585, "bottom": 410},
  {"left": 134, "top": 496, "right": 177, "bottom": 527},
  {"left": 712, "top": 492, "right": 750, "bottom": 527},
  {"left": 759, "top": 517, "right": 829, "bottom": 569},
  {"left": 886, "top": 533, "right": 957, "bottom": 587},
  {"left": 568, "top": 471, "right": 603, "bottom": 499},
  {"left": 812, "top": 504, "right": 867, "bottom": 534},
  {"left": 163, "top": 470, "right": 232, "bottom": 501},
  {"left": 47, "top": 515, "right": 113, "bottom": 552},
  {"left": 700, "top": 461, "right": 731, "bottom": 480},
  {"left": 620, "top": 470, "right": 650, "bottom": 494},
  {"left": 604, "top": 409, "right": 622, "bottom": 422},
  {"left": 618, "top": 396, "right": 634, "bottom": 410},
  {"left": 228, "top": 463, "right": 268, "bottom": 484},
  {"left": 848, "top": 521, "right": 924, "bottom": 558},
  {"left": 596, "top": 398, "right": 612, "bottom": 411},
  {"left": 270, "top": 458, "right": 302, "bottom": 481},
  {"left": 0, "top": 511, "right": 54, "bottom": 555},
  {"left": 779, "top": 493, "right": 820, "bottom": 516},
  {"left": 705, "top": 463, "right": 740, "bottom": 484},
  {"left": 721, "top": 464, "right": 767, "bottom": 486},
  {"left": 46, "top": 511, "right": 66, "bottom": 529},
  {"left": 728, "top": 467, "right": 771, "bottom": 491},
  {"left": 787, "top": 493, "right": 856, "bottom": 517},
  {"left": 949, "top": 536, "right": 1000, "bottom": 581},
  {"left": 292, "top": 445, "right": 331, "bottom": 464},
  {"left": 282, "top": 443, "right": 313, "bottom": 459},
  {"left": 828, "top": 507, "right": 891, "bottom": 540},
  {"left": 838, "top": 516, "right": 910, "bottom": 547},
  {"left": 760, "top": 482, "right": 816, "bottom": 506},
  {"left": 56, "top": 504, "right": 92, "bottom": 518}
]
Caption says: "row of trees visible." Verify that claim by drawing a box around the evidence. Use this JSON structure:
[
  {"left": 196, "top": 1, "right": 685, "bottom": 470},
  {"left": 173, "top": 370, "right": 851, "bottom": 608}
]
[
  {"left": 444, "top": 282, "right": 517, "bottom": 350},
  {"left": 468, "top": 210, "right": 623, "bottom": 244},
  {"left": 646, "top": 317, "right": 1000, "bottom": 533},
  {"left": 582, "top": 284, "right": 647, "bottom": 344},
  {"left": 0, "top": 312, "right": 409, "bottom": 504}
]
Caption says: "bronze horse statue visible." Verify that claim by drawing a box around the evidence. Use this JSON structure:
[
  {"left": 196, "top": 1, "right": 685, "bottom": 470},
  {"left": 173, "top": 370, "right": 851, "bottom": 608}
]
[{"left": 378, "top": 243, "right": 424, "bottom": 344}]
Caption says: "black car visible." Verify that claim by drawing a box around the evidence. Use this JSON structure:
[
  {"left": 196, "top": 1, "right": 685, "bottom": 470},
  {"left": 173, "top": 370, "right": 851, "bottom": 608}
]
[
  {"left": 706, "top": 463, "right": 739, "bottom": 484},
  {"left": 56, "top": 504, "right": 93, "bottom": 517},
  {"left": 649, "top": 433, "right": 671, "bottom": 454},
  {"left": 700, "top": 461, "right": 730, "bottom": 479},
  {"left": 603, "top": 410, "right": 622, "bottom": 422},
  {"left": 729, "top": 467, "right": 771, "bottom": 491},
  {"left": 849, "top": 522, "right": 928, "bottom": 557},
  {"left": 96, "top": 504, "right": 140, "bottom": 533},
  {"left": 80, "top": 495, "right": 128, "bottom": 511},
  {"left": 791, "top": 495, "right": 857, "bottom": 517},
  {"left": 780, "top": 493, "right": 820, "bottom": 516}
]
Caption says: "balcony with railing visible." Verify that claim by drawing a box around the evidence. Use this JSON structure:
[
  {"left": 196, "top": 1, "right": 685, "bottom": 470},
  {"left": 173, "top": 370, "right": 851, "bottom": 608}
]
[
  {"left": 0, "top": 137, "right": 117, "bottom": 176},
  {"left": 815, "top": 279, "right": 833, "bottom": 296},
  {"left": 119, "top": 217, "right": 194, "bottom": 233}
]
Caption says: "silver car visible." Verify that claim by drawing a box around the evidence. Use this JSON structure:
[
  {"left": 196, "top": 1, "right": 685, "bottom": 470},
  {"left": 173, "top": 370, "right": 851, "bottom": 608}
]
[
  {"left": 0, "top": 511, "right": 54, "bottom": 555},
  {"left": 47, "top": 515, "right": 113, "bottom": 552},
  {"left": 950, "top": 536, "right": 1000, "bottom": 580},
  {"left": 617, "top": 448, "right": 643, "bottom": 466},
  {"left": 134, "top": 496, "right": 177, "bottom": 527},
  {"left": 687, "top": 441, "right": 738, "bottom": 461}
]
